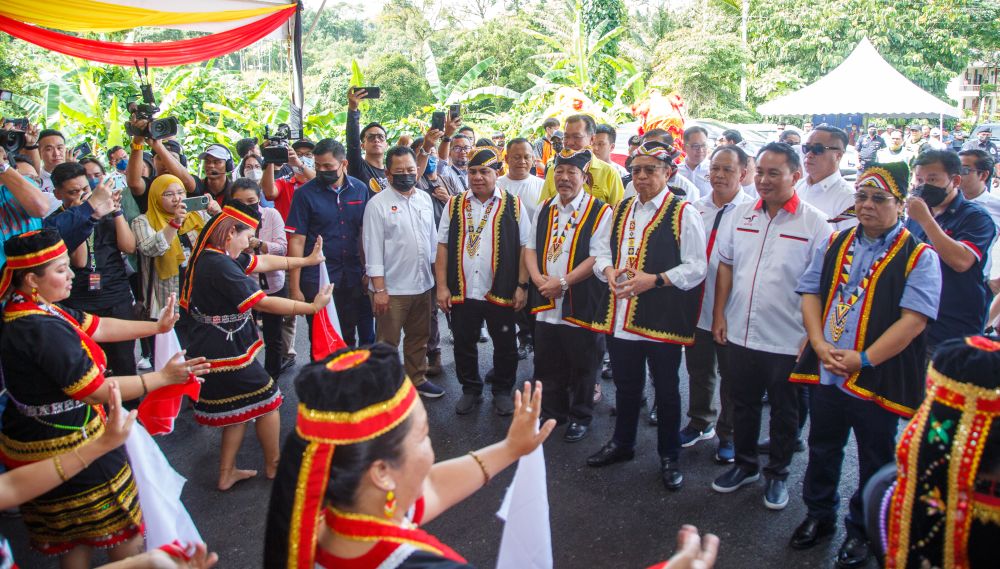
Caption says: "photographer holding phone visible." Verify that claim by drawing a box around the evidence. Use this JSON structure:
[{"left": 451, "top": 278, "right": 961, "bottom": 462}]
[
  {"left": 346, "top": 87, "right": 390, "bottom": 193},
  {"left": 131, "top": 175, "right": 212, "bottom": 316},
  {"left": 49, "top": 162, "right": 138, "bottom": 377}
]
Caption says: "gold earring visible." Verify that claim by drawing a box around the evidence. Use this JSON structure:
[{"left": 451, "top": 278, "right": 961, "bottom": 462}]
[
  {"left": 30, "top": 287, "right": 38, "bottom": 303},
  {"left": 383, "top": 490, "right": 396, "bottom": 519}
]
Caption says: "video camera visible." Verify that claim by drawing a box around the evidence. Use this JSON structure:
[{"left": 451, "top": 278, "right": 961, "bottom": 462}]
[
  {"left": 261, "top": 123, "right": 301, "bottom": 166},
  {"left": 0, "top": 89, "right": 26, "bottom": 162},
  {"left": 124, "top": 59, "right": 178, "bottom": 141}
]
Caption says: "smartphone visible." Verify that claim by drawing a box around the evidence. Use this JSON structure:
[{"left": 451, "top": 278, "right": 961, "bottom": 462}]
[
  {"left": 73, "top": 142, "right": 93, "bottom": 158},
  {"left": 182, "top": 195, "right": 210, "bottom": 212},
  {"left": 449, "top": 104, "right": 461, "bottom": 120},
  {"left": 2, "top": 117, "right": 28, "bottom": 130},
  {"left": 431, "top": 111, "right": 446, "bottom": 132},
  {"left": 355, "top": 87, "right": 381, "bottom": 99}
]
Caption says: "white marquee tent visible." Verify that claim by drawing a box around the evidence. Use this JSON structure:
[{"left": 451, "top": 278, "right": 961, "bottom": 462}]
[{"left": 757, "top": 37, "right": 960, "bottom": 119}]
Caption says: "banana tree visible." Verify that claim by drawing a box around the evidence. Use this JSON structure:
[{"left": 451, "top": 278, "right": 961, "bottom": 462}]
[
  {"left": 423, "top": 44, "right": 520, "bottom": 107},
  {"left": 525, "top": 0, "right": 629, "bottom": 101}
]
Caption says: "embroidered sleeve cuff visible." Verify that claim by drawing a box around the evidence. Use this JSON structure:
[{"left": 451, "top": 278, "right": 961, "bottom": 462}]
[
  {"left": 238, "top": 290, "right": 267, "bottom": 314},
  {"left": 244, "top": 255, "right": 259, "bottom": 275},
  {"left": 64, "top": 365, "right": 105, "bottom": 400},
  {"left": 80, "top": 313, "right": 100, "bottom": 336}
]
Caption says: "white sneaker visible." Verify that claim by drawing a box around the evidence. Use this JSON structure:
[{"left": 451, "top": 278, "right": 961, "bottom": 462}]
[{"left": 137, "top": 357, "right": 152, "bottom": 370}]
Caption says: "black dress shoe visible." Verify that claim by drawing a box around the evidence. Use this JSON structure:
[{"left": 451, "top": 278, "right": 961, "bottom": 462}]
[
  {"left": 790, "top": 517, "right": 836, "bottom": 550},
  {"left": 564, "top": 422, "right": 589, "bottom": 443},
  {"left": 587, "top": 441, "right": 634, "bottom": 467},
  {"left": 660, "top": 458, "right": 683, "bottom": 491},
  {"left": 835, "top": 537, "right": 871, "bottom": 568}
]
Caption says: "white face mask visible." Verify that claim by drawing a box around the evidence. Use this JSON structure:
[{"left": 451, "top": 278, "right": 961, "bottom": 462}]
[
  {"left": 247, "top": 169, "right": 263, "bottom": 182},
  {"left": 300, "top": 156, "right": 315, "bottom": 170}
]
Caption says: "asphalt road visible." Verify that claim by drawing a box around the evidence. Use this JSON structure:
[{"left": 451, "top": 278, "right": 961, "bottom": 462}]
[{"left": 1, "top": 317, "right": 876, "bottom": 569}]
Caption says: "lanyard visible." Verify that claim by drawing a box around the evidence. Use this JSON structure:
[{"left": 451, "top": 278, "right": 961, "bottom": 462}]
[
  {"left": 830, "top": 231, "right": 896, "bottom": 341},
  {"left": 704, "top": 205, "right": 728, "bottom": 259},
  {"left": 464, "top": 196, "right": 496, "bottom": 257},
  {"left": 548, "top": 196, "right": 585, "bottom": 263}
]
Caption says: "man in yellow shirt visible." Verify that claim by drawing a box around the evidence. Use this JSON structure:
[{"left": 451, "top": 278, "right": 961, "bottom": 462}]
[{"left": 540, "top": 115, "right": 625, "bottom": 207}]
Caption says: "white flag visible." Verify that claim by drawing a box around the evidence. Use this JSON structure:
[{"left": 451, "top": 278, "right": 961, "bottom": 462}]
[
  {"left": 124, "top": 328, "right": 202, "bottom": 550},
  {"left": 125, "top": 424, "right": 203, "bottom": 550},
  {"left": 496, "top": 447, "right": 553, "bottom": 569}
]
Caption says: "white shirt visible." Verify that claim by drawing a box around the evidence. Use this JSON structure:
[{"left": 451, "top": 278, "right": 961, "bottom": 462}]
[
  {"left": 497, "top": 174, "right": 544, "bottom": 219},
  {"left": 796, "top": 171, "right": 857, "bottom": 231},
  {"left": 363, "top": 188, "right": 437, "bottom": 295},
  {"left": 677, "top": 159, "right": 713, "bottom": 199},
  {"left": 717, "top": 194, "right": 832, "bottom": 355},
  {"left": 527, "top": 191, "right": 613, "bottom": 327},
  {"left": 437, "top": 188, "right": 531, "bottom": 302},
  {"left": 624, "top": 173, "right": 700, "bottom": 202},
  {"left": 594, "top": 189, "right": 707, "bottom": 342},
  {"left": 970, "top": 188, "right": 1000, "bottom": 278},
  {"left": 38, "top": 167, "right": 62, "bottom": 215},
  {"left": 692, "top": 190, "right": 753, "bottom": 332},
  {"left": 876, "top": 146, "right": 913, "bottom": 165}
]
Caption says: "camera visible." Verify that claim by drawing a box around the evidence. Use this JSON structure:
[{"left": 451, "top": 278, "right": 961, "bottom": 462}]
[
  {"left": 123, "top": 59, "right": 178, "bottom": 141},
  {"left": 0, "top": 129, "right": 25, "bottom": 157},
  {"left": 261, "top": 123, "right": 300, "bottom": 166}
]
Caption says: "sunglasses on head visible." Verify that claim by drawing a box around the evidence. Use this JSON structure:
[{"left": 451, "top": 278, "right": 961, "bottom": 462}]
[{"left": 801, "top": 143, "right": 843, "bottom": 155}]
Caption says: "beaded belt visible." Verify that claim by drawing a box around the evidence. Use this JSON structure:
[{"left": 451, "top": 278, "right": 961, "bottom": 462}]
[
  {"left": 190, "top": 311, "right": 252, "bottom": 325},
  {"left": 10, "top": 398, "right": 87, "bottom": 417}
]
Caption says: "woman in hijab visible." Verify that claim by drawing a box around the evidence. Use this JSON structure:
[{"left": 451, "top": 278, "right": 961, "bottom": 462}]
[{"left": 131, "top": 174, "right": 219, "bottom": 318}]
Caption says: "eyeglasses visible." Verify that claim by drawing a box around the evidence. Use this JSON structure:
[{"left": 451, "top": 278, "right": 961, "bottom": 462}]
[
  {"left": 960, "top": 166, "right": 985, "bottom": 175},
  {"left": 452, "top": 146, "right": 472, "bottom": 153},
  {"left": 629, "top": 165, "right": 667, "bottom": 176},
  {"left": 854, "top": 191, "right": 893, "bottom": 204},
  {"left": 687, "top": 144, "right": 708, "bottom": 151},
  {"left": 365, "top": 134, "right": 387, "bottom": 142},
  {"left": 801, "top": 143, "right": 844, "bottom": 155}
]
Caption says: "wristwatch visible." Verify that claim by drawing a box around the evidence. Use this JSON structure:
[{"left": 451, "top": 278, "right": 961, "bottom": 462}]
[
  {"left": 654, "top": 273, "right": 666, "bottom": 288},
  {"left": 558, "top": 277, "right": 568, "bottom": 291},
  {"left": 517, "top": 282, "right": 529, "bottom": 291}
]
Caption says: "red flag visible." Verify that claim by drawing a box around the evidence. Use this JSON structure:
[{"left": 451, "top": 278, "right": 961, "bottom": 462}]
[
  {"left": 312, "top": 262, "right": 347, "bottom": 360},
  {"left": 137, "top": 330, "right": 201, "bottom": 436}
]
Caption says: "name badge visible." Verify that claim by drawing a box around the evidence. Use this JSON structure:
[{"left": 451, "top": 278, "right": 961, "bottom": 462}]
[{"left": 88, "top": 272, "right": 102, "bottom": 291}]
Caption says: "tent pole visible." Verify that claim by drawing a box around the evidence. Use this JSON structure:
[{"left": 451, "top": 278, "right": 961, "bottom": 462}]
[{"left": 289, "top": 0, "right": 305, "bottom": 134}]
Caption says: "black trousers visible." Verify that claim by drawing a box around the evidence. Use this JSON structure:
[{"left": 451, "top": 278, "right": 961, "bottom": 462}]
[
  {"left": 534, "top": 322, "right": 601, "bottom": 425},
  {"left": 802, "top": 384, "right": 899, "bottom": 539},
  {"left": 728, "top": 344, "right": 799, "bottom": 481},
  {"left": 302, "top": 280, "right": 373, "bottom": 351},
  {"left": 608, "top": 336, "right": 683, "bottom": 460},
  {"left": 516, "top": 307, "right": 535, "bottom": 347},
  {"left": 261, "top": 283, "right": 287, "bottom": 377},
  {"left": 78, "top": 301, "right": 137, "bottom": 378},
  {"left": 451, "top": 299, "right": 518, "bottom": 395}
]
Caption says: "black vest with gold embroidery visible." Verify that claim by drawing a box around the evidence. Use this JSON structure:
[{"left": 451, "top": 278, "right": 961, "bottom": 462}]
[
  {"left": 445, "top": 190, "right": 521, "bottom": 306},
  {"left": 598, "top": 192, "right": 702, "bottom": 345},
  {"left": 528, "top": 194, "right": 612, "bottom": 332},
  {"left": 789, "top": 226, "right": 930, "bottom": 417}
]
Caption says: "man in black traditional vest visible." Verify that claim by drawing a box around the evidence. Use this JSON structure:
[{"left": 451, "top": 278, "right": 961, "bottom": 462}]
[
  {"left": 435, "top": 147, "right": 531, "bottom": 417},
  {"left": 586, "top": 141, "right": 707, "bottom": 491},
  {"left": 525, "top": 148, "right": 613, "bottom": 442},
  {"left": 788, "top": 161, "right": 942, "bottom": 568}
]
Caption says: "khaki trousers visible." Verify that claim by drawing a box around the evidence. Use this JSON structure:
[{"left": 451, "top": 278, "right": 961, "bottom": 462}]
[{"left": 374, "top": 290, "right": 432, "bottom": 385}]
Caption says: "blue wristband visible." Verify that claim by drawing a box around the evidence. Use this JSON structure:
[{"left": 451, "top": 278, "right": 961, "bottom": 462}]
[{"left": 860, "top": 351, "right": 874, "bottom": 369}]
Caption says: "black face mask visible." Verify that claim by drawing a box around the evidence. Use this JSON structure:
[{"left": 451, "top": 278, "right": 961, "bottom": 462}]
[
  {"left": 316, "top": 169, "right": 341, "bottom": 187},
  {"left": 391, "top": 173, "right": 417, "bottom": 191},
  {"left": 912, "top": 183, "right": 949, "bottom": 208}
]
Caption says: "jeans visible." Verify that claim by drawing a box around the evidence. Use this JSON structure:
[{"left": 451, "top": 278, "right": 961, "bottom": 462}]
[{"left": 608, "top": 337, "right": 684, "bottom": 460}]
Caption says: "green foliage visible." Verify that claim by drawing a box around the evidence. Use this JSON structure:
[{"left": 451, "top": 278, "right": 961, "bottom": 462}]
[
  {"left": 651, "top": 30, "right": 754, "bottom": 122},
  {"left": 363, "top": 53, "right": 435, "bottom": 123}
]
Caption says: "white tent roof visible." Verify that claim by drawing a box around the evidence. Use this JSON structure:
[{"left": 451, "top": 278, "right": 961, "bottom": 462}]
[{"left": 757, "top": 38, "right": 960, "bottom": 119}]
